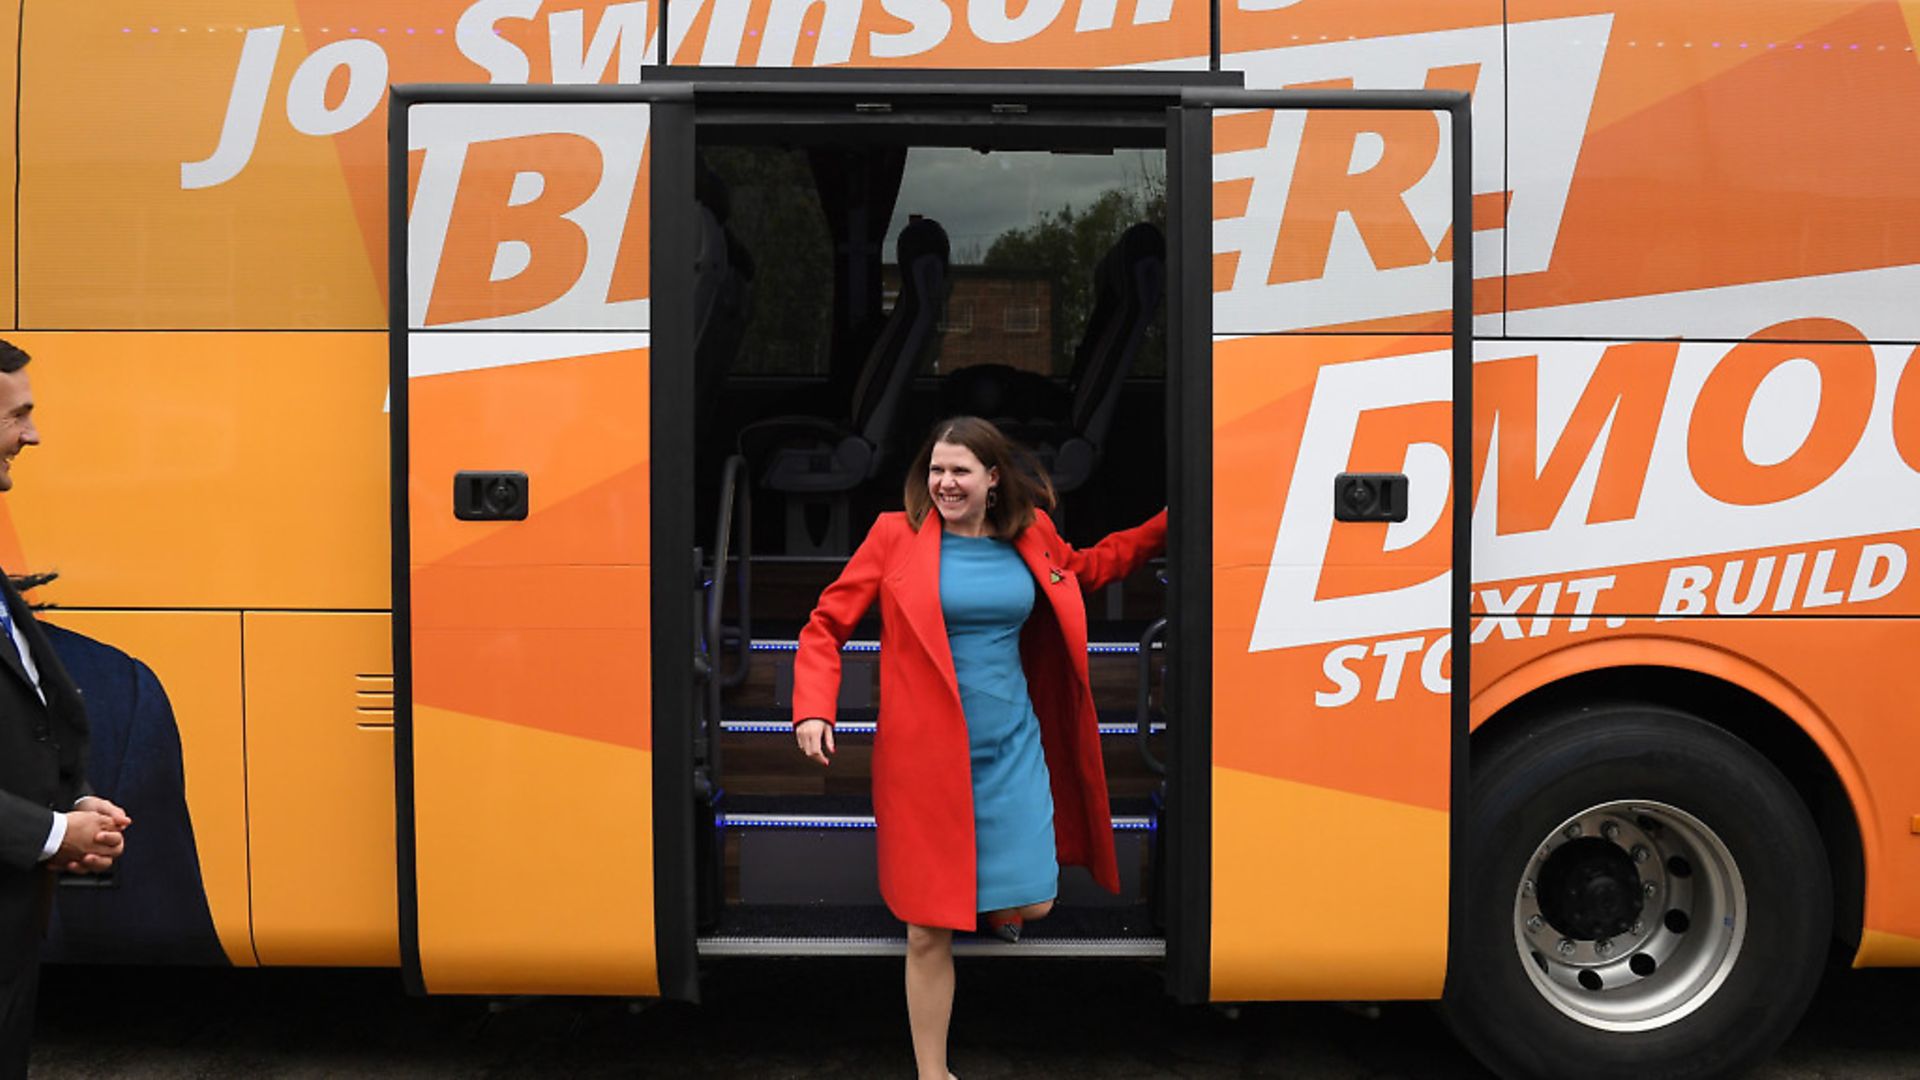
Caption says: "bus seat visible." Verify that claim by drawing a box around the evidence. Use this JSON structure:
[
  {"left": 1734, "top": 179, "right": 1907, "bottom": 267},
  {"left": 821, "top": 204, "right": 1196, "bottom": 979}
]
[
  {"left": 1044, "top": 222, "right": 1165, "bottom": 491},
  {"left": 742, "top": 215, "right": 951, "bottom": 552},
  {"left": 693, "top": 163, "right": 755, "bottom": 437}
]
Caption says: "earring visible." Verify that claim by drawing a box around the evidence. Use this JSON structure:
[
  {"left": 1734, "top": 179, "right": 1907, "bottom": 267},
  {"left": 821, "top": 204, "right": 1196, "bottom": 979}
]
[{"left": 987, "top": 487, "right": 999, "bottom": 508}]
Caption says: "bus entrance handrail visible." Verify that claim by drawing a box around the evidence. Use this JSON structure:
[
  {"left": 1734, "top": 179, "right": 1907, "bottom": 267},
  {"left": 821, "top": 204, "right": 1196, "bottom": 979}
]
[
  {"left": 1136, "top": 617, "right": 1168, "bottom": 777},
  {"left": 704, "top": 455, "right": 754, "bottom": 785}
]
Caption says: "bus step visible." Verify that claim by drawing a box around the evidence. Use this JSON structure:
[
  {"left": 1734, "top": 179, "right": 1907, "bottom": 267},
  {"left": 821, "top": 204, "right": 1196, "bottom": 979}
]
[
  {"left": 720, "top": 715, "right": 1166, "bottom": 737},
  {"left": 720, "top": 793, "right": 1155, "bottom": 831},
  {"left": 697, "top": 903, "right": 1164, "bottom": 958},
  {"left": 698, "top": 936, "right": 1167, "bottom": 958},
  {"left": 748, "top": 637, "right": 1156, "bottom": 657},
  {"left": 720, "top": 797, "right": 1156, "bottom": 907}
]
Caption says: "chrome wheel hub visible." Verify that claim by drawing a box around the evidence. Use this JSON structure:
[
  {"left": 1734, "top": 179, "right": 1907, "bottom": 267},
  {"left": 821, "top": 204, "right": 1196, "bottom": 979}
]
[{"left": 1513, "top": 800, "right": 1745, "bottom": 1031}]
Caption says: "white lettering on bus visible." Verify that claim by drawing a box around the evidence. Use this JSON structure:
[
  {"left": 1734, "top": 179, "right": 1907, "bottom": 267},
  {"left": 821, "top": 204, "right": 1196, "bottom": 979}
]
[
  {"left": 1658, "top": 542, "right": 1908, "bottom": 619},
  {"left": 1314, "top": 631, "right": 1454, "bottom": 708},
  {"left": 550, "top": 2, "right": 654, "bottom": 83},
  {"left": 183, "top": 2, "right": 661, "bottom": 190},
  {"left": 285, "top": 40, "right": 390, "bottom": 137},
  {"left": 1315, "top": 644, "right": 1368, "bottom": 707},
  {"left": 180, "top": 25, "right": 283, "bottom": 189},
  {"left": 460, "top": 0, "right": 545, "bottom": 81},
  {"left": 871, "top": 0, "right": 953, "bottom": 58},
  {"left": 1308, "top": 542, "right": 1911, "bottom": 708},
  {"left": 1250, "top": 325, "right": 1920, "bottom": 655}
]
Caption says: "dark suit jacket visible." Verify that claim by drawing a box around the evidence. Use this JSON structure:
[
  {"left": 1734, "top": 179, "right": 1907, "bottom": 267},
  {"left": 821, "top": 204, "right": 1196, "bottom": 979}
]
[{"left": 0, "top": 574, "right": 89, "bottom": 983}]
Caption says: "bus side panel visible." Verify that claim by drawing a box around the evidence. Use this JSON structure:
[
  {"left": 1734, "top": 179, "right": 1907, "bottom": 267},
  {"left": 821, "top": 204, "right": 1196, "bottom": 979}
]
[
  {"left": 1218, "top": 0, "right": 1507, "bottom": 336},
  {"left": 0, "top": 327, "right": 391, "bottom": 969},
  {"left": 664, "top": 0, "right": 1209, "bottom": 71},
  {"left": 19, "top": 1, "right": 670, "bottom": 331},
  {"left": 1502, "top": 0, "right": 1920, "bottom": 341},
  {"left": 246, "top": 612, "right": 398, "bottom": 967},
  {"left": 1463, "top": 332, "right": 1920, "bottom": 966},
  {"left": 20, "top": 1, "right": 384, "bottom": 329},
  {"left": 0, "top": 332, "right": 390, "bottom": 610},
  {"left": 405, "top": 334, "right": 655, "bottom": 995},
  {"left": 1469, "top": 336, "right": 1920, "bottom": 620},
  {"left": 1211, "top": 331, "right": 1454, "bottom": 1001},
  {"left": 1221, "top": 1, "right": 1920, "bottom": 342},
  {"left": 37, "top": 611, "right": 250, "bottom": 967},
  {"left": 403, "top": 98, "right": 658, "bottom": 994},
  {"left": 1467, "top": 616, "right": 1920, "bottom": 964}
]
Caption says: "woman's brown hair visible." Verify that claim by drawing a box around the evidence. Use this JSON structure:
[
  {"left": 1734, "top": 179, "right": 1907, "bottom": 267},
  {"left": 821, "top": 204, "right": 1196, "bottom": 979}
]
[{"left": 903, "top": 416, "right": 1056, "bottom": 540}]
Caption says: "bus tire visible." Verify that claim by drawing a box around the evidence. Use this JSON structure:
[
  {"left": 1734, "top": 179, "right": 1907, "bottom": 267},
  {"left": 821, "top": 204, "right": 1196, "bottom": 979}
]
[{"left": 1441, "top": 703, "right": 1830, "bottom": 1080}]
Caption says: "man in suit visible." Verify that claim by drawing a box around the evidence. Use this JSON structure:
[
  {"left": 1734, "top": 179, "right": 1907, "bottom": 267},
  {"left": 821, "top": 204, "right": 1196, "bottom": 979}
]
[{"left": 0, "top": 339, "right": 129, "bottom": 1077}]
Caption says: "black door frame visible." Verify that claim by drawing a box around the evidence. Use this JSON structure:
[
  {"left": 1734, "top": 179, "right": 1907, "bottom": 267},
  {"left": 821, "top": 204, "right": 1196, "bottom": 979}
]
[
  {"left": 1164, "top": 86, "right": 1473, "bottom": 1003},
  {"left": 386, "top": 81, "right": 700, "bottom": 999}
]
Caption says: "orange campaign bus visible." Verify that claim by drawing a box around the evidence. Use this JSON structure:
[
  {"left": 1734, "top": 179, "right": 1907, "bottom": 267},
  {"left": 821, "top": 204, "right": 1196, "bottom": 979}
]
[{"left": 4, "top": 2, "right": 1918, "bottom": 1077}]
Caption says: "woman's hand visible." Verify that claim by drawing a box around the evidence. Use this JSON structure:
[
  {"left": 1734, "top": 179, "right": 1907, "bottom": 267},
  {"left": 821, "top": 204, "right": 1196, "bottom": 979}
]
[{"left": 795, "top": 718, "right": 835, "bottom": 766}]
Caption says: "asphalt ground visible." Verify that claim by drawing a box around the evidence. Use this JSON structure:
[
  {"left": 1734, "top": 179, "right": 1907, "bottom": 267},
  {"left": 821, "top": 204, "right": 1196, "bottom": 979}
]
[{"left": 27, "top": 956, "right": 1920, "bottom": 1078}]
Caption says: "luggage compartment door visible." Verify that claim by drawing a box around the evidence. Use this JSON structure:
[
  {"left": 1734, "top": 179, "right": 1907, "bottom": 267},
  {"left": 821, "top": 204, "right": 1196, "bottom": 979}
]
[
  {"left": 1169, "top": 88, "right": 1473, "bottom": 1002},
  {"left": 390, "top": 87, "right": 693, "bottom": 996}
]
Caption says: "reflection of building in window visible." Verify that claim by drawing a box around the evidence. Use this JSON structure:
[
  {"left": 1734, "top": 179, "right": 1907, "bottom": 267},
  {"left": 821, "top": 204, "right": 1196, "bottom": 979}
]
[
  {"left": 887, "top": 265, "right": 1053, "bottom": 374},
  {"left": 939, "top": 299, "right": 975, "bottom": 334}
]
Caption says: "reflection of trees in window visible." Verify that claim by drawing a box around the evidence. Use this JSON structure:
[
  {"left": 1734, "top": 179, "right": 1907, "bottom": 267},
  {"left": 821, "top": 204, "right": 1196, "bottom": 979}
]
[
  {"left": 981, "top": 160, "right": 1167, "bottom": 377},
  {"left": 703, "top": 147, "right": 833, "bottom": 376}
]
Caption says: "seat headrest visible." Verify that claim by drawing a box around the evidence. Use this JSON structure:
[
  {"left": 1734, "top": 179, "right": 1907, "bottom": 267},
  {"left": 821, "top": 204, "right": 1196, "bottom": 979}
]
[
  {"left": 896, "top": 217, "right": 951, "bottom": 276},
  {"left": 1099, "top": 222, "right": 1165, "bottom": 291}
]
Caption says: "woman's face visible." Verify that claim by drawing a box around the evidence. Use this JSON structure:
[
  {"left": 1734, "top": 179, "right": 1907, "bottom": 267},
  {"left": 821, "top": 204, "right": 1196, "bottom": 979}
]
[{"left": 927, "top": 440, "right": 998, "bottom": 534}]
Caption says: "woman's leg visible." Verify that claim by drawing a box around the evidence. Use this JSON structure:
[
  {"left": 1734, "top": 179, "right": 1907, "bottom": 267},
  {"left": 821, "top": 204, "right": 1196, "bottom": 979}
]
[
  {"left": 905, "top": 923, "right": 955, "bottom": 1080},
  {"left": 983, "top": 898, "right": 1055, "bottom": 924}
]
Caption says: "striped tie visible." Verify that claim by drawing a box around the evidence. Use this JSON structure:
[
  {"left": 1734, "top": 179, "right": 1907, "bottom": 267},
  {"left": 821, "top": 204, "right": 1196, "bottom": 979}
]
[{"left": 0, "top": 597, "right": 21, "bottom": 668}]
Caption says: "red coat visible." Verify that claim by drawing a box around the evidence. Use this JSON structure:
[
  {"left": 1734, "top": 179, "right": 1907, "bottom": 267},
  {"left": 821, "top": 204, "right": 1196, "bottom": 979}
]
[{"left": 792, "top": 508, "right": 1169, "bottom": 931}]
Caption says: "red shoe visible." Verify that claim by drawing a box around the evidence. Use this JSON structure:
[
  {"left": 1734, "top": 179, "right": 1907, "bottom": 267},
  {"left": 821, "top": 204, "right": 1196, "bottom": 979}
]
[{"left": 984, "top": 911, "right": 1023, "bottom": 943}]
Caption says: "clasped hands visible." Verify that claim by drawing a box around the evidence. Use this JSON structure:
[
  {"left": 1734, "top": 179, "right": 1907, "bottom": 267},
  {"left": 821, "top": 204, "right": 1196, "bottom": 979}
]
[
  {"left": 55, "top": 796, "right": 131, "bottom": 875},
  {"left": 794, "top": 718, "right": 835, "bottom": 766}
]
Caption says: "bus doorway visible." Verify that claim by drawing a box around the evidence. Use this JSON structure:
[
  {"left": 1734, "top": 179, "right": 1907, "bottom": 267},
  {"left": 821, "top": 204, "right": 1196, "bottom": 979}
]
[{"left": 678, "top": 81, "right": 1185, "bottom": 984}]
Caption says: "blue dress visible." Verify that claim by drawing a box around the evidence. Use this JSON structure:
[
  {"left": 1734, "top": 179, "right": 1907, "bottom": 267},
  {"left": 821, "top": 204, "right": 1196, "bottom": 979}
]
[{"left": 939, "top": 531, "right": 1058, "bottom": 912}]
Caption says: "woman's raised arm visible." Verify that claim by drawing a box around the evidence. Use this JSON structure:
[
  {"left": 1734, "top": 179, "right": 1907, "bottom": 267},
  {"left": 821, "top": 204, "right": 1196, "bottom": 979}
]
[{"left": 1057, "top": 508, "right": 1168, "bottom": 593}]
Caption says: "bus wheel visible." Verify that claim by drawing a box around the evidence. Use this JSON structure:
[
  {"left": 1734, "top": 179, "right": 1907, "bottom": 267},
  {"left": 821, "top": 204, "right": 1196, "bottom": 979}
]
[{"left": 1442, "top": 704, "right": 1830, "bottom": 1080}]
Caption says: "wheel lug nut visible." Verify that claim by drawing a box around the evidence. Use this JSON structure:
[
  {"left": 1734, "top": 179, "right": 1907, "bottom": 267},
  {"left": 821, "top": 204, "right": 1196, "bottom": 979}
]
[
  {"left": 1632, "top": 845, "right": 1650, "bottom": 863},
  {"left": 1565, "top": 823, "right": 1584, "bottom": 839},
  {"left": 1630, "top": 919, "right": 1644, "bottom": 935},
  {"left": 1522, "top": 879, "right": 1536, "bottom": 897},
  {"left": 1526, "top": 915, "right": 1543, "bottom": 933},
  {"left": 1595, "top": 939, "right": 1614, "bottom": 959},
  {"left": 1644, "top": 882, "right": 1658, "bottom": 898},
  {"left": 1602, "top": 822, "right": 1621, "bottom": 841},
  {"left": 1557, "top": 938, "right": 1577, "bottom": 957}
]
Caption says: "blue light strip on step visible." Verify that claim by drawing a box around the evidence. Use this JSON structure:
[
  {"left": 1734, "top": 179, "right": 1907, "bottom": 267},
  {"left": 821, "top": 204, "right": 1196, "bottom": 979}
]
[
  {"left": 749, "top": 639, "right": 1155, "bottom": 655},
  {"left": 719, "top": 720, "right": 1167, "bottom": 736},
  {"left": 722, "top": 813, "right": 1156, "bottom": 831}
]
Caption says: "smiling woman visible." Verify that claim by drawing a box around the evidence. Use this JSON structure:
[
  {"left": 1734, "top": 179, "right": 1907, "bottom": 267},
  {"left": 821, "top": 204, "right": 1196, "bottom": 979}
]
[{"left": 791, "top": 413, "right": 1167, "bottom": 1080}]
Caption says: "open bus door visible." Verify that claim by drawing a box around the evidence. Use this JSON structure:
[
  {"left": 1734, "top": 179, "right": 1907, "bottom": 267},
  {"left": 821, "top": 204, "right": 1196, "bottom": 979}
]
[
  {"left": 1167, "top": 88, "right": 1472, "bottom": 1003},
  {"left": 389, "top": 85, "right": 700, "bottom": 998}
]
